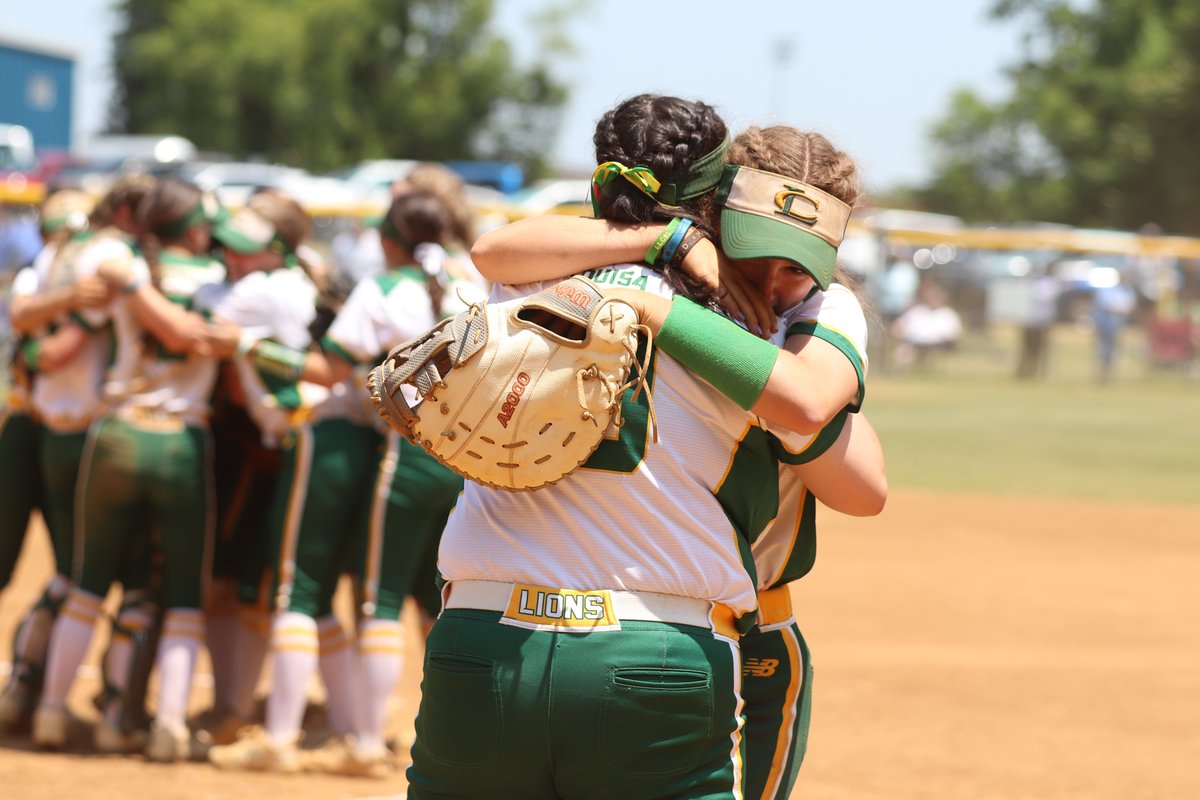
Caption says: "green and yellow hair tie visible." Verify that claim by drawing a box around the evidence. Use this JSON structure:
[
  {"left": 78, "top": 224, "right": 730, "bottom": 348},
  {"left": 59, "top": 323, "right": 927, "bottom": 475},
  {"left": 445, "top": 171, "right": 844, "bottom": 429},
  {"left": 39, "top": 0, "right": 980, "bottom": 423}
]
[
  {"left": 590, "top": 161, "right": 663, "bottom": 216},
  {"left": 588, "top": 135, "right": 731, "bottom": 216}
]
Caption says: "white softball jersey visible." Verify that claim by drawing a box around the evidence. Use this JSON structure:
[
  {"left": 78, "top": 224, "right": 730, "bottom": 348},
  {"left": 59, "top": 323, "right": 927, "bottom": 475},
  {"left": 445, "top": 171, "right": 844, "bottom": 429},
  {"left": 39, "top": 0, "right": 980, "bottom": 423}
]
[
  {"left": 318, "top": 267, "right": 440, "bottom": 426},
  {"left": 752, "top": 282, "right": 871, "bottom": 589},
  {"left": 100, "top": 251, "right": 225, "bottom": 426},
  {"left": 15, "top": 235, "right": 116, "bottom": 432},
  {"left": 194, "top": 266, "right": 328, "bottom": 445},
  {"left": 437, "top": 264, "right": 778, "bottom": 618}
]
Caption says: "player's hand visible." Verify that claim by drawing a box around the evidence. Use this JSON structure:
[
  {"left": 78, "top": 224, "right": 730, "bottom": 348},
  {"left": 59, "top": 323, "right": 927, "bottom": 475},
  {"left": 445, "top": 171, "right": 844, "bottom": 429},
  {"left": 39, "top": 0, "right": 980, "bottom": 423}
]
[
  {"left": 678, "top": 239, "right": 776, "bottom": 338},
  {"left": 201, "top": 322, "right": 243, "bottom": 359},
  {"left": 70, "top": 275, "right": 113, "bottom": 309},
  {"left": 599, "top": 287, "right": 671, "bottom": 331}
]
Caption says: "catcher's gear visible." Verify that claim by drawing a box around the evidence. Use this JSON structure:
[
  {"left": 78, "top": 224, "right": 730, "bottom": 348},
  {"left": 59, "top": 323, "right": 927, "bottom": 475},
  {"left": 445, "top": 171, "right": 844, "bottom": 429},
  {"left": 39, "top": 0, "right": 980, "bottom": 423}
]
[{"left": 368, "top": 275, "right": 649, "bottom": 491}]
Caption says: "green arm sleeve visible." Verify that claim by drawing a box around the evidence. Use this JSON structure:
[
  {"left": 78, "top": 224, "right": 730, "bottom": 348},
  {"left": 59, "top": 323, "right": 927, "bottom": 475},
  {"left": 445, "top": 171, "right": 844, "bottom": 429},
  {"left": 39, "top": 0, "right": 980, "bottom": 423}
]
[{"left": 655, "top": 296, "right": 779, "bottom": 410}]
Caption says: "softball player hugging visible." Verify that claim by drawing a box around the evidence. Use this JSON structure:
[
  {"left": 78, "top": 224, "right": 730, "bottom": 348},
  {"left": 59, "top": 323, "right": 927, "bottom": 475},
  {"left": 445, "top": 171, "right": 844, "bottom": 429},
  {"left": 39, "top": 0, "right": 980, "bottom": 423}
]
[
  {"left": 32, "top": 177, "right": 235, "bottom": 762},
  {"left": 207, "top": 190, "right": 463, "bottom": 776},
  {"left": 465, "top": 105, "right": 887, "bottom": 799},
  {"left": 6, "top": 178, "right": 171, "bottom": 752},
  {"left": 187, "top": 191, "right": 332, "bottom": 752},
  {"left": 0, "top": 188, "right": 102, "bottom": 730},
  {"left": 401, "top": 95, "right": 774, "bottom": 800}
]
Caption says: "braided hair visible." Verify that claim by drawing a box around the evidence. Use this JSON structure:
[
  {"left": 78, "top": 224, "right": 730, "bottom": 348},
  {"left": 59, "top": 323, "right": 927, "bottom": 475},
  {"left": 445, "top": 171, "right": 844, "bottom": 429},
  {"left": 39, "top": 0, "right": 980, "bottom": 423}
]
[{"left": 592, "top": 94, "right": 728, "bottom": 303}]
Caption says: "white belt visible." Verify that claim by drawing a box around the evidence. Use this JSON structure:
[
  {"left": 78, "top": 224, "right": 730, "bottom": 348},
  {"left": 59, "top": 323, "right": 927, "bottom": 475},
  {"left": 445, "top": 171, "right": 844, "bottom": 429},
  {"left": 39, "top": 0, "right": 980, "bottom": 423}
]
[
  {"left": 112, "top": 406, "right": 197, "bottom": 432},
  {"left": 443, "top": 579, "right": 739, "bottom": 640}
]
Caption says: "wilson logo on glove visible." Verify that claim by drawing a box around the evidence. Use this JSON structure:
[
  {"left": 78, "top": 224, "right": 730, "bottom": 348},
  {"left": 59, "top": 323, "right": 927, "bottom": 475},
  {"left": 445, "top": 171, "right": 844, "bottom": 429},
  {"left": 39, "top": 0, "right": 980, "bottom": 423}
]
[{"left": 367, "top": 276, "right": 653, "bottom": 491}]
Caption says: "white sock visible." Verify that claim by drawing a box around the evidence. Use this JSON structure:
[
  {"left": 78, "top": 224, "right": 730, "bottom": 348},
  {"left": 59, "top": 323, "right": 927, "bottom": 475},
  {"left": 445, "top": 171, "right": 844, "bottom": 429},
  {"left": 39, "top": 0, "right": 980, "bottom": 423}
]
[
  {"left": 228, "top": 608, "right": 271, "bottom": 721},
  {"left": 154, "top": 609, "right": 205, "bottom": 731},
  {"left": 356, "top": 618, "right": 404, "bottom": 752},
  {"left": 264, "top": 611, "right": 317, "bottom": 746},
  {"left": 204, "top": 610, "right": 241, "bottom": 712},
  {"left": 39, "top": 589, "right": 104, "bottom": 709},
  {"left": 102, "top": 603, "right": 156, "bottom": 726},
  {"left": 317, "top": 615, "right": 360, "bottom": 735}
]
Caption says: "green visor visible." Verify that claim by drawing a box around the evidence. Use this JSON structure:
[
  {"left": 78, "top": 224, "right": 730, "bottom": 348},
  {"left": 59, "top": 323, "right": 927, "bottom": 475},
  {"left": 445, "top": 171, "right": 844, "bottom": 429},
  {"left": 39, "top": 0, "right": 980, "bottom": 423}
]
[
  {"left": 715, "top": 165, "right": 852, "bottom": 290},
  {"left": 212, "top": 207, "right": 277, "bottom": 254}
]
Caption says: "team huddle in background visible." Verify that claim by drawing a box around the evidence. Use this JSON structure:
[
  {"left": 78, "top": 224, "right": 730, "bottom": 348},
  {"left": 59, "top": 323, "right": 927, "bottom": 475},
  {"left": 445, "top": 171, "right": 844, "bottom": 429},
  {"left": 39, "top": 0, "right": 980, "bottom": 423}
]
[
  {"left": 1, "top": 163, "right": 481, "bottom": 777},
  {"left": 1, "top": 93, "right": 887, "bottom": 799}
]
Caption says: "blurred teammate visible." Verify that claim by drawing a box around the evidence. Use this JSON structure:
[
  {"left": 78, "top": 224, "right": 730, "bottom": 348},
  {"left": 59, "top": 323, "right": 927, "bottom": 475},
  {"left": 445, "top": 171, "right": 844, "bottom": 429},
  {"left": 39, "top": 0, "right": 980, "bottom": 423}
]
[
  {"left": 32, "top": 178, "right": 232, "bottom": 761},
  {"left": 0, "top": 188, "right": 102, "bottom": 731}
]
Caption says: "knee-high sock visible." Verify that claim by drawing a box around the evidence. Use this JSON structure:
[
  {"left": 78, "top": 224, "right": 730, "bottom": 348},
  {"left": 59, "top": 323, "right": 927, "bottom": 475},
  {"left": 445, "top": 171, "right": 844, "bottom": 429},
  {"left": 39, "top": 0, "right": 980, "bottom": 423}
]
[
  {"left": 264, "top": 611, "right": 317, "bottom": 747},
  {"left": 356, "top": 618, "right": 404, "bottom": 752},
  {"left": 155, "top": 609, "right": 205, "bottom": 731},
  {"left": 228, "top": 607, "right": 271, "bottom": 722},
  {"left": 317, "top": 615, "right": 360, "bottom": 735},
  {"left": 39, "top": 589, "right": 104, "bottom": 709},
  {"left": 101, "top": 600, "right": 156, "bottom": 726}
]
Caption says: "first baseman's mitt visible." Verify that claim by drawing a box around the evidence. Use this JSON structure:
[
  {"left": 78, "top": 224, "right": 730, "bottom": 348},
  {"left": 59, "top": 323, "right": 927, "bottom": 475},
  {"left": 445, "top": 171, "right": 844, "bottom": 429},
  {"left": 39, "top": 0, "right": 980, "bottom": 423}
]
[{"left": 367, "top": 275, "right": 649, "bottom": 491}]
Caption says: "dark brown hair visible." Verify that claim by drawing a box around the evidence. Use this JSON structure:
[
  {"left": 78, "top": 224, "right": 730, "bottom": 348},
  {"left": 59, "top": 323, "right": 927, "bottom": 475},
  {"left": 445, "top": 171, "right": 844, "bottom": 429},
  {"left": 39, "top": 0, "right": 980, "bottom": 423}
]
[
  {"left": 384, "top": 190, "right": 454, "bottom": 318},
  {"left": 592, "top": 94, "right": 728, "bottom": 302}
]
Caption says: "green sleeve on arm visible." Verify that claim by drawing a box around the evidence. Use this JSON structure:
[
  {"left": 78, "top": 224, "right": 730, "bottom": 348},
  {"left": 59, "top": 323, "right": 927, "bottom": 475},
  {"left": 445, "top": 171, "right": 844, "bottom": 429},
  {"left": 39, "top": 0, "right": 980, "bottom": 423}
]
[
  {"left": 318, "top": 335, "right": 358, "bottom": 366},
  {"left": 655, "top": 295, "right": 779, "bottom": 410},
  {"left": 251, "top": 340, "right": 307, "bottom": 383},
  {"left": 20, "top": 338, "right": 42, "bottom": 373}
]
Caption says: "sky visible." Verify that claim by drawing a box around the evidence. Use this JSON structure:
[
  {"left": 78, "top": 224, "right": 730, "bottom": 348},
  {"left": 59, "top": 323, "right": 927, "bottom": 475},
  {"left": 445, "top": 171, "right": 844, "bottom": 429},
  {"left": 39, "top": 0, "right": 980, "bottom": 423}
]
[{"left": 1, "top": 0, "right": 1022, "bottom": 192}]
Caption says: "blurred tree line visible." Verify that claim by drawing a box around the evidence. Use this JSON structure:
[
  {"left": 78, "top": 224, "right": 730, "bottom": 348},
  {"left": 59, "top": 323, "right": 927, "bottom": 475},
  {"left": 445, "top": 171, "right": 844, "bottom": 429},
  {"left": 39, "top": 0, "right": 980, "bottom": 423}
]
[
  {"left": 109, "top": 0, "right": 576, "bottom": 177},
  {"left": 919, "top": 0, "right": 1200, "bottom": 235}
]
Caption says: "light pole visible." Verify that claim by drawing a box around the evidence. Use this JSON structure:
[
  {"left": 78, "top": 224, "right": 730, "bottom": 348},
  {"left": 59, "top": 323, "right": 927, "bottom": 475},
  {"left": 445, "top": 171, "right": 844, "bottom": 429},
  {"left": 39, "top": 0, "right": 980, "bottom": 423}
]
[{"left": 771, "top": 38, "right": 794, "bottom": 120}]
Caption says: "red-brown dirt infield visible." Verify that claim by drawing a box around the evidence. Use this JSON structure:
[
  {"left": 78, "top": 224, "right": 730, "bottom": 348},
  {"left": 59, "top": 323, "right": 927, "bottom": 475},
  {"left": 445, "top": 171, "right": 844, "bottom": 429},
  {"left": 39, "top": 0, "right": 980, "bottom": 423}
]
[{"left": 3, "top": 489, "right": 1198, "bottom": 799}]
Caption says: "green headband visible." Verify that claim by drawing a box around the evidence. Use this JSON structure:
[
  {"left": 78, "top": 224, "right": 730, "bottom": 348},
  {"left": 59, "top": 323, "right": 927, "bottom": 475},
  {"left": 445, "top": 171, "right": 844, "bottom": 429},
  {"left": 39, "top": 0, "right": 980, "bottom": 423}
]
[
  {"left": 378, "top": 209, "right": 413, "bottom": 251},
  {"left": 588, "top": 135, "right": 731, "bottom": 216},
  {"left": 658, "top": 134, "right": 730, "bottom": 204},
  {"left": 156, "top": 201, "right": 209, "bottom": 240}
]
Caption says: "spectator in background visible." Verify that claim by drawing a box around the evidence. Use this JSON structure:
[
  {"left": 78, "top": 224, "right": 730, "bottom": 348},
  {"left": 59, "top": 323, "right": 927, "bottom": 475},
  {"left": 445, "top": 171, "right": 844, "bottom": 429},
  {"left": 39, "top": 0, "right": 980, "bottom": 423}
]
[
  {"left": 1092, "top": 269, "right": 1138, "bottom": 383},
  {"left": 872, "top": 245, "right": 920, "bottom": 325},
  {"left": 890, "top": 278, "right": 962, "bottom": 371},
  {"left": 0, "top": 202, "right": 43, "bottom": 272},
  {"left": 1016, "top": 260, "right": 1061, "bottom": 380},
  {"left": 869, "top": 245, "right": 920, "bottom": 372}
]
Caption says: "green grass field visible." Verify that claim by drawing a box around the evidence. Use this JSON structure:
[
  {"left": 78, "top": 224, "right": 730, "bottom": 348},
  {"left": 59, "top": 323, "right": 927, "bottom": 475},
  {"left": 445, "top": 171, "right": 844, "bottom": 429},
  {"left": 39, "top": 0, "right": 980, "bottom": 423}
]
[
  {"left": 1, "top": 319, "right": 1194, "bottom": 505},
  {"left": 868, "top": 322, "right": 1200, "bottom": 505}
]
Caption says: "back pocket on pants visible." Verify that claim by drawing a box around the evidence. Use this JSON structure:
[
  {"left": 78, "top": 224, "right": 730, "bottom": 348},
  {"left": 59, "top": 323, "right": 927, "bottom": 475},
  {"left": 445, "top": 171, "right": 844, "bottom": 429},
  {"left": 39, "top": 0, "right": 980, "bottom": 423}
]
[
  {"left": 417, "top": 650, "right": 500, "bottom": 767},
  {"left": 601, "top": 666, "right": 712, "bottom": 776}
]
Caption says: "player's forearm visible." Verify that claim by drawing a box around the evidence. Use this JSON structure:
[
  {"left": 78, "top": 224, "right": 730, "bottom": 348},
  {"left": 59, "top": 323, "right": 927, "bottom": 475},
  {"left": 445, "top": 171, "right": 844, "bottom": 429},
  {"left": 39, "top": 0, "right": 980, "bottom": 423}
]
[
  {"left": 757, "top": 335, "right": 863, "bottom": 433},
  {"left": 608, "top": 291, "right": 849, "bottom": 434},
  {"left": 471, "top": 216, "right": 661, "bottom": 284},
  {"left": 300, "top": 349, "right": 351, "bottom": 386},
  {"left": 122, "top": 282, "right": 206, "bottom": 355},
  {"left": 28, "top": 324, "right": 92, "bottom": 373},
  {"left": 237, "top": 337, "right": 347, "bottom": 387},
  {"left": 793, "top": 413, "right": 887, "bottom": 516},
  {"left": 8, "top": 288, "right": 77, "bottom": 333}
]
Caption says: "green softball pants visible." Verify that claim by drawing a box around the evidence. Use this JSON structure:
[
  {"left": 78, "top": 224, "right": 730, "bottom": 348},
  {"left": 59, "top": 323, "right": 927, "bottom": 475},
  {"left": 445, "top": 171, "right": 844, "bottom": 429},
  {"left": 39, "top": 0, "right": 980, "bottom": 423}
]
[
  {"left": 406, "top": 609, "right": 746, "bottom": 800},
  {"left": 74, "top": 417, "right": 212, "bottom": 610},
  {"left": 0, "top": 410, "right": 43, "bottom": 590},
  {"left": 739, "top": 622, "right": 813, "bottom": 800}
]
